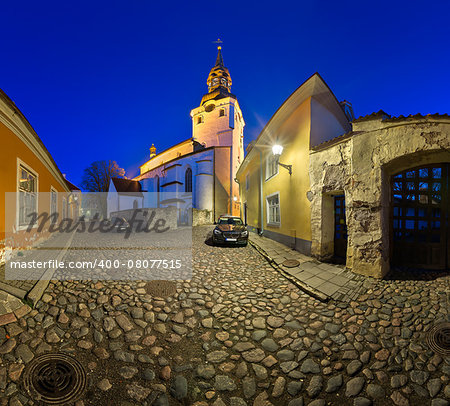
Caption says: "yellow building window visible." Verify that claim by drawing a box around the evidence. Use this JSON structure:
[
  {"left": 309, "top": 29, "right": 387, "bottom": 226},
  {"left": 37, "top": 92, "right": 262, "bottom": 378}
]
[
  {"left": 266, "top": 154, "right": 279, "bottom": 180},
  {"left": 18, "top": 165, "right": 37, "bottom": 227},
  {"left": 267, "top": 193, "right": 280, "bottom": 225}
]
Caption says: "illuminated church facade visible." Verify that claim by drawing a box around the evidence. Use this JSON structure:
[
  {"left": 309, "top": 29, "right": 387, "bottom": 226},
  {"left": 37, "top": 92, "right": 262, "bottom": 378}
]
[{"left": 133, "top": 46, "right": 245, "bottom": 223}]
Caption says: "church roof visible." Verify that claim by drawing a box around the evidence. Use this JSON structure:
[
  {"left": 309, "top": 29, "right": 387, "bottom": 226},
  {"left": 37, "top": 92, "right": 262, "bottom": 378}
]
[
  {"left": 111, "top": 178, "right": 143, "bottom": 196},
  {"left": 201, "top": 87, "right": 236, "bottom": 105}
]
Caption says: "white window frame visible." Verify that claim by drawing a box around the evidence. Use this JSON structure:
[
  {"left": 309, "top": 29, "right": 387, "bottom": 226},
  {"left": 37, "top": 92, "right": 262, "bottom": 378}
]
[
  {"left": 16, "top": 159, "right": 39, "bottom": 230},
  {"left": 265, "top": 153, "right": 279, "bottom": 181},
  {"left": 266, "top": 191, "right": 281, "bottom": 226},
  {"left": 50, "top": 186, "right": 58, "bottom": 224},
  {"left": 62, "top": 197, "right": 67, "bottom": 219}
]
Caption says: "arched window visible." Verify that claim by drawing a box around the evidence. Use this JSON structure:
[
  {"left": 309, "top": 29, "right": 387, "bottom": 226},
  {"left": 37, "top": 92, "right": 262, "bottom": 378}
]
[{"left": 185, "top": 168, "right": 192, "bottom": 193}]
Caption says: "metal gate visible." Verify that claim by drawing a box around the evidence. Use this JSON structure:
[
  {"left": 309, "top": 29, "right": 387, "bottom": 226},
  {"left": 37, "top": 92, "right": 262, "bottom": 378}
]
[{"left": 391, "top": 163, "right": 449, "bottom": 269}]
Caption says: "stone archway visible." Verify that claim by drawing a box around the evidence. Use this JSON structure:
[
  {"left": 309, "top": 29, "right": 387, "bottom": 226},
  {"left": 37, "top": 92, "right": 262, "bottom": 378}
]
[{"left": 381, "top": 151, "right": 450, "bottom": 270}]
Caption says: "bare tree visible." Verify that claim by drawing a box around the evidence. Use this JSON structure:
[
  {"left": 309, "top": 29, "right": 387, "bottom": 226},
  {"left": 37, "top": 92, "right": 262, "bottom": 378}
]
[
  {"left": 81, "top": 160, "right": 125, "bottom": 192},
  {"left": 80, "top": 160, "right": 125, "bottom": 219}
]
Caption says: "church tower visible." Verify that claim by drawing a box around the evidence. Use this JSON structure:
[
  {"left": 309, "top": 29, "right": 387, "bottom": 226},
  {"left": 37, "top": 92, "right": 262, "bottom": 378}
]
[{"left": 190, "top": 46, "right": 245, "bottom": 216}]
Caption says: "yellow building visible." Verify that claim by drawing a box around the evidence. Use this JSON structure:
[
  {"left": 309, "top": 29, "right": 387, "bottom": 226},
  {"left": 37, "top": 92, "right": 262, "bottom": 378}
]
[
  {"left": 0, "top": 88, "right": 73, "bottom": 263},
  {"left": 236, "top": 73, "right": 351, "bottom": 254}
]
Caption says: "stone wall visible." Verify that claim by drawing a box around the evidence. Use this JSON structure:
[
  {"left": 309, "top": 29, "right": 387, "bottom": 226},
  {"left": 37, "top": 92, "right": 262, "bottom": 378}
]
[
  {"left": 192, "top": 209, "right": 213, "bottom": 226},
  {"left": 110, "top": 207, "right": 178, "bottom": 231},
  {"left": 309, "top": 116, "right": 450, "bottom": 278}
]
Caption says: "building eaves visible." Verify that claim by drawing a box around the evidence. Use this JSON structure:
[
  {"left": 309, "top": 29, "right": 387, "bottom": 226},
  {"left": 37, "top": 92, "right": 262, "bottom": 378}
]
[
  {"left": 310, "top": 131, "right": 356, "bottom": 151},
  {"left": 0, "top": 88, "right": 71, "bottom": 192},
  {"left": 352, "top": 110, "right": 390, "bottom": 122},
  {"left": 383, "top": 113, "right": 450, "bottom": 122}
]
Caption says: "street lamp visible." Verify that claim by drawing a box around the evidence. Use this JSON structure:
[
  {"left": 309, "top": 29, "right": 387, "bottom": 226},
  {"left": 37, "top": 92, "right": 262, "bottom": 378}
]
[
  {"left": 272, "top": 144, "right": 283, "bottom": 156},
  {"left": 272, "top": 144, "right": 292, "bottom": 175}
]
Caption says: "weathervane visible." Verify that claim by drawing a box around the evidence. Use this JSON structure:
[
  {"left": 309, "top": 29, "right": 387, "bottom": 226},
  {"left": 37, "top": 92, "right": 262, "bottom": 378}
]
[{"left": 213, "top": 38, "right": 223, "bottom": 49}]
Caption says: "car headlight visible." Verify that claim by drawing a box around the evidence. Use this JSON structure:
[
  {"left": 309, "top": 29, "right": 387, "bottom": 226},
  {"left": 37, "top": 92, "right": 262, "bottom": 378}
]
[
  {"left": 241, "top": 230, "right": 248, "bottom": 236},
  {"left": 214, "top": 229, "right": 221, "bottom": 235}
]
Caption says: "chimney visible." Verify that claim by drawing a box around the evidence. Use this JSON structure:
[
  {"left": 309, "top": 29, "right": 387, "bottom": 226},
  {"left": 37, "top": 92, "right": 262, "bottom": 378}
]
[
  {"left": 150, "top": 144, "right": 156, "bottom": 158},
  {"left": 339, "top": 100, "right": 355, "bottom": 122}
]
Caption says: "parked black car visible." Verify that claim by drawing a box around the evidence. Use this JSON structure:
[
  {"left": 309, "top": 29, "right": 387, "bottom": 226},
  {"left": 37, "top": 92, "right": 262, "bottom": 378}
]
[
  {"left": 108, "top": 216, "right": 131, "bottom": 232},
  {"left": 212, "top": 215, "right": 248, "bottom": 246}
]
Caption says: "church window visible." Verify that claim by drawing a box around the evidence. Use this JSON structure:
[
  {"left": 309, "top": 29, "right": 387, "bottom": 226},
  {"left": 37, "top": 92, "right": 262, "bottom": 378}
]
[
  {"left": 219, "top": 109, "right": 225, "bottom": 117},
  {"left": 185, "top": 168, "right": 192, "bottom": 193},
  {"left": 197, "top": 116, "right": 203, "bottom": 124}
]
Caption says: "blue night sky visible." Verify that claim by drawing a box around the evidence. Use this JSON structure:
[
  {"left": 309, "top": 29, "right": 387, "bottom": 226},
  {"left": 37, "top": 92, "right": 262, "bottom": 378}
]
[{"left": 1, "top": 1, "right": 449, "bottom": 188}]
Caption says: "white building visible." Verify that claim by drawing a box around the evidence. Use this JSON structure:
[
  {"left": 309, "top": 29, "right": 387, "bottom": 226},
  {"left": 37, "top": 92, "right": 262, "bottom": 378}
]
[
  {"left": 106, "top": 178, "right": 143, "bottom": 219},
  {"left": 132, "top": 46, "right": 245, "bottom": 222}
]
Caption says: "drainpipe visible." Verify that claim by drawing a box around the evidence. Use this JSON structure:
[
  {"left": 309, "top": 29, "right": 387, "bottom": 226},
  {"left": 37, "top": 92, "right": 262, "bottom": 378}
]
[{"left": 254, "top": 147, "right": 264, "bottom": 235}]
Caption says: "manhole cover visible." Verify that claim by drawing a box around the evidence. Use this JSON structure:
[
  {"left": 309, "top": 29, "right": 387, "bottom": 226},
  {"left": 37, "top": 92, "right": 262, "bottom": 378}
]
[
  {"left": 24, "top": 353, "right": 87, "bottom": 404},
  {"left": 282, "top": 259, "right": 300, "bottom": 268},
  {"left": 145, "top": 280, "right": 177, "bottom": 297},
  {"left": 426, "top": 322, "right": 450, "bottom": 356}
]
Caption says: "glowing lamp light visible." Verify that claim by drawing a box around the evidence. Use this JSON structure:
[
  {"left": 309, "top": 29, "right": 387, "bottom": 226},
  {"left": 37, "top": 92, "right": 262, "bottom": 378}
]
[
  {"left": 233, "top": 196, "right": 238, "bottom": 202},
  {"left": 272, "top": 144, "right": 283, "bottom": 156}
]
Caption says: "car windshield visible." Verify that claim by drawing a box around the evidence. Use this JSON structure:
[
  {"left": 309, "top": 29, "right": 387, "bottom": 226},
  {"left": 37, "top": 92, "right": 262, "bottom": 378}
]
[{"left": 218, "top": 217, "right": 243, "bottom": 225}]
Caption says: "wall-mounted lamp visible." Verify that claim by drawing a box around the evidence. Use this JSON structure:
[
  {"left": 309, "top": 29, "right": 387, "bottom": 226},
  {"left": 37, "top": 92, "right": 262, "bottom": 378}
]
[{"left": 272, "top": 144, "right": 292, "bottom": 175}]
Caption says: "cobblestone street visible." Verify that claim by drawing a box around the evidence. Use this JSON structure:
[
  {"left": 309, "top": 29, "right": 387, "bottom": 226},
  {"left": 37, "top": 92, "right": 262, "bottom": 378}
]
[{"left": 0, "top": 226, "right": 448, "bottom": 406}]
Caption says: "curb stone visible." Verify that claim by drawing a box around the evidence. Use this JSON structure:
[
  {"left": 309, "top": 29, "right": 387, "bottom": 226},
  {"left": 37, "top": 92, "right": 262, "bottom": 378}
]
[{"left": 248, "top": 239, "right": 329, "bottom": 302}]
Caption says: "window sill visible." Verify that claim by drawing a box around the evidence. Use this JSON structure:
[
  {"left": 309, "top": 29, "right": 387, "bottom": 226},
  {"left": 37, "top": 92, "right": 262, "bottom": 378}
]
[
  {"left": 266, "top": 222, "right": 281, "bottom": 228},
  {"left": 265, "top": 172, "right": 279, "bottom": 182}
]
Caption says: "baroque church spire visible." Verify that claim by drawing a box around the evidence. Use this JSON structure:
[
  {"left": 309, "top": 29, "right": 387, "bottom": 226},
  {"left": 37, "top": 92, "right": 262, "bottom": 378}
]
[
  {"left": 201, "top": 45, "right": 234, "bottom": 105},
  {"left": 215, "top": 46, "right": 224, "bottom": 67}
]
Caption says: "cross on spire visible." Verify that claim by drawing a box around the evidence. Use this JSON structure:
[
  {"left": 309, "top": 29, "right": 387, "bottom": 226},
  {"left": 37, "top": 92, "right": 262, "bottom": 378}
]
[
  {"left": 213, "top": 38, "right": 223, "bottom": 50},
  {"left": 212, "top": 39, "right": 224, "bottom": 67}
]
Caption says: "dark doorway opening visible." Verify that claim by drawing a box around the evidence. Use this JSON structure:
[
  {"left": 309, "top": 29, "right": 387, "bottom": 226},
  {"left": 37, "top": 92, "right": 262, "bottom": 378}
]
[{"left": 334, "top": 194, "right": 347, "bottom": 263}]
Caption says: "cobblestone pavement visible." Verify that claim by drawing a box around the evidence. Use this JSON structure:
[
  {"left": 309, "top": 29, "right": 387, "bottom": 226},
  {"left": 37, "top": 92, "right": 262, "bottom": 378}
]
[
  {"left": 249, "top": 234, "right": 371, "bottom": 302},
  {"left": 0, "top": 226, "right": 448, "bottom": 406}
]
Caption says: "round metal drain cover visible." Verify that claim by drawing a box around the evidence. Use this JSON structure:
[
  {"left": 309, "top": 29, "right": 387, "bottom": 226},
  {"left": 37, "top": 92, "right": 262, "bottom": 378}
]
[
  {"left": 426, "top": 322, "right": 450, "bottom": 356},
  {"left": 24, "top": 353, "right": 87, "bottom": 404},
  {"left": 282, "top": 259, "right": 300, "bottom": 268},
  {"left": 145, "top": 280, "right": 177, "bottom": 297}
]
